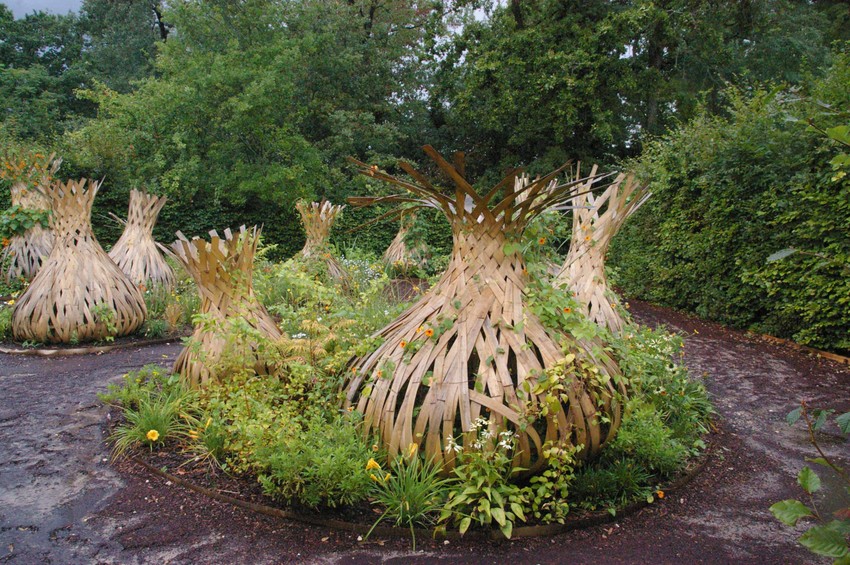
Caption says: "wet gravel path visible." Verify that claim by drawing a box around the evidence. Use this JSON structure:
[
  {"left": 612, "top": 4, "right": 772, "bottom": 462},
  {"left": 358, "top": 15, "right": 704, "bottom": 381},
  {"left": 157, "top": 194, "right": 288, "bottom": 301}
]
[{"left": 0, "top": 303, "right": 848, "bottom": 564}]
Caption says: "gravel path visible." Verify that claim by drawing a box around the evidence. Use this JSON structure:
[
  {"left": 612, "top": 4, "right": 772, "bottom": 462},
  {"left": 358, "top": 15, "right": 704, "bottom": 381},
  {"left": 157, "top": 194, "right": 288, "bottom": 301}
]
[{"left": 0, "top": 303, "right": 847, "bottom": 564}]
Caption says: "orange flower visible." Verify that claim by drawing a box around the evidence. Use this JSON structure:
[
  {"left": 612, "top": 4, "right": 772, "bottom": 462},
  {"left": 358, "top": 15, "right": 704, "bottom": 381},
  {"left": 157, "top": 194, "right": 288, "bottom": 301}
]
[
  {"left": 424, "top": 328, "right": 434, "bottom": 338},
  {"left": 538, "top": 237, "right": 546, "bottom": 245},
  {"left": 657, "top": 490, "right": 665, "bottom": 499},
  {"left": 563, "top": 307, "right": 571, "bottom": 314},
  {"left": 400, "top": 340, "right": 407, "bottom": 348}
]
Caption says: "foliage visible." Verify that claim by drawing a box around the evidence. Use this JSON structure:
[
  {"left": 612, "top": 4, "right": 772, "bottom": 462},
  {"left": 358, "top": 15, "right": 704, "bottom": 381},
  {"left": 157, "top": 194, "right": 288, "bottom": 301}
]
[
  {"left": 255, "top": 413, "right": 375, "bottom": 509},
  {"left": 0, "top": 302, "right": 11, "bottom": 341},
  {"left": 366, "top": 444, "right": 453, "bottom": 550},
  {"left": 439, "top": 420, "right": 528, "bottom": 538},
  {"left": 771, "top": 402, "right": 850, "bottom": 563},
  {"left": 611, "top": 50, "right": 850, "bottom": 352},
  {"left": 0, "top": 205, "right": 50, "bottom": 241},
  {"left": 102, "top": 366, "right": 198, "bottom": 459},
  {"left": 524, "top": 442, "right": 579, "bottom": 524}
]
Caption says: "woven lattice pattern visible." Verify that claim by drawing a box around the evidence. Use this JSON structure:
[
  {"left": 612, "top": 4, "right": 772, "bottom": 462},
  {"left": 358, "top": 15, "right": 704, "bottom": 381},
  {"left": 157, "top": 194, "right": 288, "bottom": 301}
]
[
  {"left": 12, "top": 179, "right": 147, "bottom": 343},
  {"left": 109, "top": 189, "right": 175, "bottom": 290},
  {"left": 345, "top": 147, "right": 625, "bottom": 474},
  {"left": 295, "top": 199, "right": 348, "bottom": 281},
  {"left": 382, "top": 212, "right": 426, "bottom": 272},
  {"left": 171, "top": 226, "right": 282, "bottom": 388},
  {"left": 2, "top": 157, "right": 60, "bottom": 282},
  {"left": 557, "top": 169, "right": 650, "bottom": 334}
]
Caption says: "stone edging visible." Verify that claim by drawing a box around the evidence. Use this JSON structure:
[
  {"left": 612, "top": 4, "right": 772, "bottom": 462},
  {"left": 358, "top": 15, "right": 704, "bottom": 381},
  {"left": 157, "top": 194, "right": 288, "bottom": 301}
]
[
  {"left": 0, "top": 336, "right": 182, "bottom": 357},
  {"left": 131, "top": 440, "right": 713, "bottom": 541}
]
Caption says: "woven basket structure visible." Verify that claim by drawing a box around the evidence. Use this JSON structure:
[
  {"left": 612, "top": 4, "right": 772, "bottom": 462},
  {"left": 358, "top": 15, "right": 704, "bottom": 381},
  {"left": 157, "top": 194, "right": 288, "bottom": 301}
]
[
  {"left": 295, "top": 200, "right": 348, "bottom": 282},
  {"left": 171, "top": 226, "right": 282, "bottom": 388},
  {"left": 12, "top": 179, "right": 147, "bottom": 343},
  {"left": 345, "top": 147, "right": 625, "bottom": 474},
  {"left": 108, "top": 189, "right": 175, "bottom": 290},
  {"left": 557, "top": 168, "right": 650, "bottom": 334},
  {"left": 1, "top": 155, "right": 60, "bottom": 282},
  {"left": 382, "top": 211, "right": 427, "bottom": 273}
]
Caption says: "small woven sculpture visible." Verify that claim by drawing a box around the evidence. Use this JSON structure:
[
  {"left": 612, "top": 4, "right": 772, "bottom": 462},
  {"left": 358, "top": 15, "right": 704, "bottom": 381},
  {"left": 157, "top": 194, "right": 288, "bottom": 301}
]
[
  {"left": 109, "top": 189, "right": 175, "bottom": 290},
  {"left": 12, "top": 179, "right": 147, "bottom": 343},
  {"left": 1, "top": 153, "right": 60, "bottom": 282},
  {"left": 295, "top": 199, "right": 348, "bottom": 282},
  {"left": 557, "top": 168, "right": 650, "bottom": 334},
  {"left": 382, "top": 211, "right": 427, "bottom": 274},
  {"left": 345, "top": 147, "right": 625, "bottom": 474},
  {"left": 171, "top": 226, "right": 282, "bottom": 388}
]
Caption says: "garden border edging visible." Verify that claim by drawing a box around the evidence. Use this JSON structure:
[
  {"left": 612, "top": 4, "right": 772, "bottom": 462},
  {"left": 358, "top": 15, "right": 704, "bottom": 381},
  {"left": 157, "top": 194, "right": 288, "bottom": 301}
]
[{"left": 0, "top": 336, "right": 182, "bottom": 357}]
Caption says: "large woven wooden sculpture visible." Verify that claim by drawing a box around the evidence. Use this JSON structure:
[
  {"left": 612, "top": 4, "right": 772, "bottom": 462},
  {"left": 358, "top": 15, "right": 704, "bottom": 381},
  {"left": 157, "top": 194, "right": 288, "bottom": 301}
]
[
  {"left": 345, "top": 147, "right": 625, "bottom": 474},
  {"left": 1, "top": 154, "right": 60, "bottom": 282},
  {"left": 295, "top": 199, "right": 348, "bottom": 281},
  {"left": 108, "top": 189, "right": 175, "bottom": 290},
  {"left": 12, "top": 179, "right": 147, "bottom": 343},
  {"left": 557, "top": 168, "right": 650, "bottom": 334},
  {"left": 171, "top": 226, "right": 282, "bottom": 388}
]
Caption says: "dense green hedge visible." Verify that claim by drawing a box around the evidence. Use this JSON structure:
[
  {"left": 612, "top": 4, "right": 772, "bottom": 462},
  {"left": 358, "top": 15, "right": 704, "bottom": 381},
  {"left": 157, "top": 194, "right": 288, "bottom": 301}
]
[{"left": 610, "top": 51, "right": 850, "bottom": 352}]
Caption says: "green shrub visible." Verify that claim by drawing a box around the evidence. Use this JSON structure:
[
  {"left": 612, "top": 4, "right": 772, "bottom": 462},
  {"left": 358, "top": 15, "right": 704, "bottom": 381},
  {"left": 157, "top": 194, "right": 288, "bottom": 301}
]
[
  {"left": 604, "top": 401, "right": 689, "bottom": 477},
  {"left": 524, "top": 442, "right": 579, "bottom": 524},
  {"left": 0, "top": 305, "right": 11, "bottom": 341},
  {"left": 255, "top": 413, "right": 375, "bottom": 509}
]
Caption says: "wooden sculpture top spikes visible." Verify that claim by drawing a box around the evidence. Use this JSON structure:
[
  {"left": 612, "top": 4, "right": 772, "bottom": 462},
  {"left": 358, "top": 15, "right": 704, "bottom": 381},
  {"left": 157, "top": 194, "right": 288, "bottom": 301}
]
[
  {"left": 346, "top": 146, "right": 624, "bottom": 475},
  {"left": 109, "top": 189, "right": 175, "bottom": 289},
  {"left": 556, "top": 168, "right": 650, "bottom": 334}
]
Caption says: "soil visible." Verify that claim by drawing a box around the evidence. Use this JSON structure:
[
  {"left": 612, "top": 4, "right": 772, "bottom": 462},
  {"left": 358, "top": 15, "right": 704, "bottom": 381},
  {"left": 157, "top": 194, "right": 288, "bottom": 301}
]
[{"left": 1, "top": 301, "right": 848, "bottom": 564}]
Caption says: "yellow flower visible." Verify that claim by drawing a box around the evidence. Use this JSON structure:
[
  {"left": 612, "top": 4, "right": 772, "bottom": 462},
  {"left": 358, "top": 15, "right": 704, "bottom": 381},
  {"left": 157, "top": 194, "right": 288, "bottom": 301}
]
[
  {"left": 146, "top": 429, "right": 160, "bottom": 442},
  {"left": 383, "top": 472, "right": 391, "bottom": 482},
  {"left": 412, "top": 286, "right": 421, "bottom": 293},
  {"left": 366, "top": 458, "right": 381, "bottom": 471},
  {"left": 7, "top": 299, "right": 14, "bottom": 305},
  {"left": 416, "top": 326, "right": 423, "bottom": 334},
  {"left": 369, "top": 473, "right": 379, "bottom": 482},
  {"left": 406, "top": 443, "right": 418, "bottom": 458}
]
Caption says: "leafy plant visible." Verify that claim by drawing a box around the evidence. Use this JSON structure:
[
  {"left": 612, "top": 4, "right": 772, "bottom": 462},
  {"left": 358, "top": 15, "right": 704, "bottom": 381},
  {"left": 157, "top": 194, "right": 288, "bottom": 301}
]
[
  {"left": 770, "top": 402, "right": 850, "bottom": 563},
  {"left": 439, "top": 419, "right": 528, "bottom": 538},
  {"left": 91, "top": 302, "right": 118, "bottom": 342},
  {"left": 524, "top": 441, "right": 579, "bottom": 524},
  {"left": 255, "top": 413, "right": 375, "bottom": 509},
  {"left": 0, "top": 205, "right": 50, "bottom": 240},
  {"left": 105, "top": 368, "right": 198, "bottom": 460},
  {"left": 366, "top": 444, "right": 453, "bottom": 550}
]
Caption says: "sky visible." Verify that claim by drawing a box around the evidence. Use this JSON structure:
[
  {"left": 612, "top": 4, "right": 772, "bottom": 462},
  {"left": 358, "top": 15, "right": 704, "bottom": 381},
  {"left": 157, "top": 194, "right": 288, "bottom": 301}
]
[{"left": 6, "top": 0, "right": 81, "bottom": 18}]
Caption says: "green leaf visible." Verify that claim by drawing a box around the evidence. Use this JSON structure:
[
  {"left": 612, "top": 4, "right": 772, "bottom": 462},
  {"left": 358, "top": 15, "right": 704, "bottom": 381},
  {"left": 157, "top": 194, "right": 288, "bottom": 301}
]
[
  {"left": 786, "top": 406, "right": 803, "bottom": 426},
  {"left": 500, "top": 520, "right": 513, "bottom": 539},
  {"left": 767, "top": 248, "right": 798, "bottom": 263},
  {"left": 458, "top": 516, "right": 472, "bottom": 535},
  {"left": 798, "top": 524, "right": 850, "bottom": 558},
  {"left": 491, "top": 507, "right": 506, "bottom": 527},
  {"left": 836, "top": 412, "right": 850, "bottom": 435},
  {"left": 511, "top": 502, "right": 525, "bottom": 522},
  {"left": 770, "top": 499, "right": 814, "bottom": 526},
  {"left": 798, "top": 467, "right": 822, "bottom": 494}
]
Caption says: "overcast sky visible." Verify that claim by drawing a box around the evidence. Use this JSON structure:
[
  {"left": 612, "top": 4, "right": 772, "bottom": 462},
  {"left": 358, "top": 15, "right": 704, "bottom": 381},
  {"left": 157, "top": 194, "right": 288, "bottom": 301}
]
[{"left": 6, "top": 0, "right": 82, "bottom": 18}]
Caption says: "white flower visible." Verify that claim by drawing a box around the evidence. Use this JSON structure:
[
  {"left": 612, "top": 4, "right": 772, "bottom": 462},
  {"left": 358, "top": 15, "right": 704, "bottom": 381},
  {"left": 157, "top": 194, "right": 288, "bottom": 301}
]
[{"left": 498, "top": 440, "right": 512, "bottom": 450}]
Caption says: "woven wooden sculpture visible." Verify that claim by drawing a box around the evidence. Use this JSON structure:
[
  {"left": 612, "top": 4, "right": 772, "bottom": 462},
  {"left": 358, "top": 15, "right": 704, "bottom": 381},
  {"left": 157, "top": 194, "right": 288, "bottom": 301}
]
[
  {"left": 108, "top": 189, "right": 175, "bottom": 290},
  {"left": 345, "top": 147, "right": 625, "bottom": 474},
  {"left": 382, "top": 211, "right": 427, "bottom": 273},
  {"left": 171, "top": 226, "right": 282, "bottom": 388},
  {"left": 295, "top": 199, "right": 348, "bottom": 282},
  {"left": 12, "top": 179, "right": 147, "bottom": 343},
  {"left": 1, "top": 154, "right": 60, "bottom": 282},
  {"left": 556, "top": 167, "right": 650, "bottom": 334}
]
